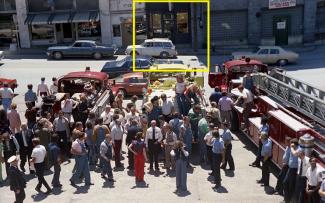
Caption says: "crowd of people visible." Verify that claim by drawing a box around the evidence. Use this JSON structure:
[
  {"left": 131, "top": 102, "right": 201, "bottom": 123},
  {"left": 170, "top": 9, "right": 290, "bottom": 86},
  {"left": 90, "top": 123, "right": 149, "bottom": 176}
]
[{"left": 0, "top": 71, "right": 324, "bottom": 203}]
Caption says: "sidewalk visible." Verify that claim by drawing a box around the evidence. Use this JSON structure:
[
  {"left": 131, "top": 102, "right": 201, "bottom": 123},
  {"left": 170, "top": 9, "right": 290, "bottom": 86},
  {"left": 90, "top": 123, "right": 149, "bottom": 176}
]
[{"left": 1, "top": 43, "right": 321, "bottom": 57}]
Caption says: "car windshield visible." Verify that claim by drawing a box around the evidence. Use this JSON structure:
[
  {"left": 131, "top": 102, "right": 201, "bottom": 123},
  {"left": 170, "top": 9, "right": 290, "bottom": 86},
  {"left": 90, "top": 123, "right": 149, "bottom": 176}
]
[{"left": 252, "top": 47, "right": 261, "bottom": 53}]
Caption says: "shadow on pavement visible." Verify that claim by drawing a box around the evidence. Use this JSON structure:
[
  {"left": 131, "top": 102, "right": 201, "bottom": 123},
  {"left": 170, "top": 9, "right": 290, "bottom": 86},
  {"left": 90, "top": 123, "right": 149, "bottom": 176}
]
[
  {"left": 73, "top": 185, "right": 90, "bottom": 194},
  {"left": 131, "top": 181, "right": 149, "bottom": 189},
  {"left": 31, "top": 193, "right": 48, "bottom": 202}
]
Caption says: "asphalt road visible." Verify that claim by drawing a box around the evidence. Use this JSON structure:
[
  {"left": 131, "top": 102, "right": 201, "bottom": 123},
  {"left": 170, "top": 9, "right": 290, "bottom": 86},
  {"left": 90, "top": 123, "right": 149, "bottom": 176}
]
[{"left": 0, "top": 54, "right": 285, "bottom": 202}]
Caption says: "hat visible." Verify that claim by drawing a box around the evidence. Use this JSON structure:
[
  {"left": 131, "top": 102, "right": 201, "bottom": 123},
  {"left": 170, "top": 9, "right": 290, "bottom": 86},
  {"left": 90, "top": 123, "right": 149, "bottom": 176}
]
[{"left": 7, "top": 155, "right": 18, "bottom": 163}]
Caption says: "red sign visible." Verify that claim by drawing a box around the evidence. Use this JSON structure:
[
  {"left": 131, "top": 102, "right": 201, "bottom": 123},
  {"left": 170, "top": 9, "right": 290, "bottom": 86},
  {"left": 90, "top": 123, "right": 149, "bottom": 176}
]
[{"left": 269, "top": 0, "right": 296, "bottom": 9}]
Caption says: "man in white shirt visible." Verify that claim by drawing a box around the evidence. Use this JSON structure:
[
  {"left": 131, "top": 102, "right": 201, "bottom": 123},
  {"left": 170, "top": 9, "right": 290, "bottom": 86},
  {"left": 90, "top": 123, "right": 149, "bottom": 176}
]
[
  {"left": 61, "top": 93, "right": 76, "bottom": 122},
  {"left": 30, "top": 138, "right": 52, "bottom": 194},
  {"left": 160, "top": 93, "right": 174, "bottom": 122},
  {"left": 100, "top": 105, "right": 113, "bottom": 127},
  {"left": 145, "top": 120, "right": 163, "bottom": 171},
  {"left": 236, "top": 85, "right": 254, "bottom": 130},
  {"left": 125, "top": 107, "right": 140, "bottom": 126},
  {"left": 37, "top": 77, "right": 50, "bottom": 97},
  {"left": 218, "top": 91, "right": 233, "bottom": 127},
  {"left": 111, "top": 119, "right": 124, "bottom": 168},
  {"left": 294, "top": 150, "right": 310, "bottom": 203},
  {"left": 50, "top": 77, "right": 58, "bottom": 95},
  {"left": 306, "top": 157, "right": 323, "bottom": 203},
  {"left": 0, "top": 82, "right": 14, "bottom": 112}
]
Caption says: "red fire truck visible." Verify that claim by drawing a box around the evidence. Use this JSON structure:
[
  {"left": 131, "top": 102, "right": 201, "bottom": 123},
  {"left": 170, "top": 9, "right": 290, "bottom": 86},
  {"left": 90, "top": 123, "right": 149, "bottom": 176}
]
[{"left": 209, "top": 58, "right": 325, "bottom": 169}]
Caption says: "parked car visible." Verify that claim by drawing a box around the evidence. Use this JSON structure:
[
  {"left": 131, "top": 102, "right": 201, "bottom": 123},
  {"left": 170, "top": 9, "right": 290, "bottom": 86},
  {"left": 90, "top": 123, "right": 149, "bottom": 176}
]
[
  {"left": 154, "top": 59, "right": 184, "bottom": 65},
  {"left": 0, "top": 50, "right": 4, "bottom": 60},
  {"left": 101, "top": 55, "right": 154, "bottom": 78},
  {"left": 232, "top": 46, "right": 299, "bottom": 66},
  {"left": 125, "top": 38, "right": 177, "bottom": 58},
  {"left": 47, "top": 40, "right": 117, "bottom": 60},
  {"left": 110, "top": 72, "right": 148, "bottom": 97}
]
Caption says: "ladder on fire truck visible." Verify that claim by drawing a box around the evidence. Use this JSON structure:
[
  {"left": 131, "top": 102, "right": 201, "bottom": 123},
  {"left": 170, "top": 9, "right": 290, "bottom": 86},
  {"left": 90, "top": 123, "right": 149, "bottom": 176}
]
[{"left": 253, "top": 70, "right": 325, "bottom": 127}]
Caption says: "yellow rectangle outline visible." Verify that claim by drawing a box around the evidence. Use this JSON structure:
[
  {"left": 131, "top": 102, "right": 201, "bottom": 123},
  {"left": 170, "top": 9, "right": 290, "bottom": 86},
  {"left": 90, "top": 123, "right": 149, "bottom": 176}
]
[{"left": 132, "top": 0, "right": 210, "bottom": 73}]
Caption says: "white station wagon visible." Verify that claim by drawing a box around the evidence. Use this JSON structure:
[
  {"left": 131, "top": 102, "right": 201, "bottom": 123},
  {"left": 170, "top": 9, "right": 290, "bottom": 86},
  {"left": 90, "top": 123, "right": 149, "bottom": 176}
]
[{"left": 125, "top": 38, "right": 177, "bottom": 58}]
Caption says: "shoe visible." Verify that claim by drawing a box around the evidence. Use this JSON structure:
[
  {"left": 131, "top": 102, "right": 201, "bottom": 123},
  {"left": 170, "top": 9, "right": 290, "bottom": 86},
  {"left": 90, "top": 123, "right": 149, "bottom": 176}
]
[
  {"left": 256, "top": 180, "right": 263, "bottom": 184},
  {"left": 155, "top": 167, "right": 160, "bottom": 171},
  {"left": 52, "top": 183, "right": 62, "bottom": 188},
  {"left": 70, "top": 179, "right": 76, "bottom": 187},
  {"left": 35, "top": 187, "right": 41, "bottom": 193},
  {"left": 107, "top": 178, "right": 115, "bottom": 182},
  {"left": 44, "top": 190, "right": 52, "bottom": 195},
  {"left": 148, "top": 167, "right": 154, "bottom": 171},
  {"left": 85, "top": 182, "right": 94, "bottom": 186},
  {"left": 208, "top": 172, "right": 213, "bottom": 176},
  {"left": 213, "top": 184, "right": 221, "bottom": 190}
]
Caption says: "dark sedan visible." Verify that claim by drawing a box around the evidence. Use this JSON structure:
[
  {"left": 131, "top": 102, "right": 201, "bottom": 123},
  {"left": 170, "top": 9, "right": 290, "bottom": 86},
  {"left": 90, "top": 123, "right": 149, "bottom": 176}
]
[
  {"left": 47, "top": 40, "right": 117, "bottom": 60},
  {"left": 101, "top": 56, "right": 153, "bottom": 78}
]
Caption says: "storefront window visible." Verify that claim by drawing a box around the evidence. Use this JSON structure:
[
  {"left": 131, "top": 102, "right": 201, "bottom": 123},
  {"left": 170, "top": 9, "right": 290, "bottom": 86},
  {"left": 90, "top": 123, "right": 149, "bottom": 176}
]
[
  {"left": 0, "top": 0, "right": 15, "bottom": 11},
  {"left": 28, "top": 0, "right": 52, "bottom": 12},
  {"left": 31, "top": 24, "right": 54, "bottom": 40},
  {"left": 176, "top": 12, "right": 188, "bottom": 34},
  {"left": 0, "top": 15, "right": 14, "bottom": 45},
  {"left": 151, "top": 14, "right": 162, "bottom": 34},
  {"left": 78, "top": 22, "right": 101, "bottom": 38},
  {"left": 76, "top": 0, "right": 98, "bottom": 11},
  {"left": 113, "top": 25, "right": 121, "bottom": 37},
  {"left": 54, "top": 0, "right": 73, "bottom": 10}
]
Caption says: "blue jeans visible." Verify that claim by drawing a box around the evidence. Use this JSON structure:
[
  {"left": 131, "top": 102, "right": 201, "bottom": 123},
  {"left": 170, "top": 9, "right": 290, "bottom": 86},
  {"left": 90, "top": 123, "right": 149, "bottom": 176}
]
[
  {"left": 70, "top": 155, "right": 91, "bottom": 184},
  {"left": 1, "top": 98, "right": 11, "bottom": 112},
  {"left": 176, "top": 94, "right": 187, "bottom": 116},
  {"left": 87, "top": 145, "right": 96, "bottom": 165},
  {"left": 176, "top": 159, "right": 187, "bottom": 191}
]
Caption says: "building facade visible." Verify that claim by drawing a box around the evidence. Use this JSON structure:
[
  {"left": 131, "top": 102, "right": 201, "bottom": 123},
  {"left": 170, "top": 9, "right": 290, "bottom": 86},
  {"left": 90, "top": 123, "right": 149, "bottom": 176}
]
[
  {"left": 0, "top": 0, "right": 16, "bottom": 46},
  {"left": 204, "top": 0, "right": 325, "bottom": 46}
]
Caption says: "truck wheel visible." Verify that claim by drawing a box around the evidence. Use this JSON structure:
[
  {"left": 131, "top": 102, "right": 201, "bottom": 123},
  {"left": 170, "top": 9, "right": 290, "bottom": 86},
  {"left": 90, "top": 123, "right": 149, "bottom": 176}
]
[
  {"left": 93, "top": 52, "right": 102, "bottom": 60},
  {"left": 53, "top": 52, "right": 63, "bottom": 60},
  {"left": 277, "top": 59, "right": 288, "bottom": 66},
  {"left": 160, "top": 51, "right": 169, "bottom": 59},
  {"left": 230, "top": 109, "right": 240, "bottom": 132},
  {"left": 117, "top": 89, "right": 126, "bottom": 97}
]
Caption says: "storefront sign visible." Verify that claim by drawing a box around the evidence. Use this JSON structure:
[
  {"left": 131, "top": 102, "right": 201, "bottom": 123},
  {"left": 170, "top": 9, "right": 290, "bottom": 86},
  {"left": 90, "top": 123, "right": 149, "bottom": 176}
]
[
  {"left": 116, "top": 0, "right": 145, "bottom": 11},
  {"left": 269, "top": 0, "right": 296, "bottom": 9},
  {"left": 277, "top": 21, "right": 286, "bottom": 29}
]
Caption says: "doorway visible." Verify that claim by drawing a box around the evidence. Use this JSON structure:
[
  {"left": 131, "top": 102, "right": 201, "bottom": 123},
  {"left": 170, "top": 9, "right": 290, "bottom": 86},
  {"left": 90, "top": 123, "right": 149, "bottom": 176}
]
[
  {"left": 273, "top": 16, "right": 289, "bottom": 45},
  {"left": 121, "top": 22, "right": 132, "bottom": 47}
]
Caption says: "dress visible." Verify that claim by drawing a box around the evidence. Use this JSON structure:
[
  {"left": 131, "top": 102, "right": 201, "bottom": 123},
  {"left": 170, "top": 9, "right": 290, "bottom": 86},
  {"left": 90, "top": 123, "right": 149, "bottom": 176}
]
[{"left": 133, "top": 140, "right": 146, "bottom": 181}]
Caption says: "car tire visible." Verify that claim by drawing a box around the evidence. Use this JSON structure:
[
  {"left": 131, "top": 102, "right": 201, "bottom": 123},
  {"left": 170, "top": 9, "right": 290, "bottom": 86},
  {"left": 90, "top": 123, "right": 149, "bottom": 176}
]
[
  {"left": 117, "top": 89, "right": 127, "bottom": 97},
  {"left": 130, "top": 51, "right": 139, "bottom": 56},
  {"left": 277, "top": 59, "right": 288, "bottom": 66},
  {"left": 160, "top": 51, "right": 169, "bottom": 59},
  {"left": 93, "top": 52, "right": 102, "bottom": 60},
  {"left": 53, "top": 52, "right": 63, "bottom": 60}
]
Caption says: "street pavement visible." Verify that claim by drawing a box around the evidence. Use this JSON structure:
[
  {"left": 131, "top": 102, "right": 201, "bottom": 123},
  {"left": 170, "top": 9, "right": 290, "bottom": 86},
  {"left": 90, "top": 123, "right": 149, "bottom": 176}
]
[{"left": 0, "top": 54, "right": 286, "bottom": 202}]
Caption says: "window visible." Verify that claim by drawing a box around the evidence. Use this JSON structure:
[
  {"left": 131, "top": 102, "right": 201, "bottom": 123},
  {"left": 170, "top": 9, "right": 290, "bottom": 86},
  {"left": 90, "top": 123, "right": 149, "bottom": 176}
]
[
  {"left": 73, "top": 42, "right": 82, "bottom": 47},
  {"left": 129, "top": 78, "right": 139, "bottom": 83},
  {"left": 0, "top": 0, "right": 15, "bottom": 11},
  {"left": 140, "top": 60, "right": 151, "bottom": 68},
  {"left": 151, "top": 14, "right": 162, "bottom": 34},
  {"left": 31, "top": 24, "right": 54, "bottom": 40},
  {"left": 54, "top": 0, "right": 73, "bottom": 10},
  {"left": 81, "top": 42, "right": 93, "bottom": 47},
  {"left": 176, "top": 12, "right": 188, "bottom": 34},
  {"left": 258, "top": 49, "right": 269, "bottom": 54},
  {"left": 113, "top": 25, "right": 121, "bottom": 37},
  {"left": 163, "top": 42, "right": 172, "bottom": 48},
  {"left": 28, "top": 0, "right": 51, "bottom": 12},
  {"left": 153, "top": 42, "right": 163, "bottom": 47},
  {"left": 270, "top": 49, "right": 279, "bottom": 54},
  {"left": 78, "top": 22, "right": 101, "bottom": 38},
  {"left": 144, "top": 42, "right": 153, "bottom": 47}
]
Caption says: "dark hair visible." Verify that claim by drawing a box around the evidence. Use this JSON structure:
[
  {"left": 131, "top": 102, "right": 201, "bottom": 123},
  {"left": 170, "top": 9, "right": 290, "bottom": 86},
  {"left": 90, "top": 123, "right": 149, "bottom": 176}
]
[
  {"left": 52, "top": 77, "right": 57, "bottom": 82},
  {"left": 41, "top": 77, "right": 45, "bottom": 81},
  {"left": 136, "top": 132, "right": 143, "bottom": 140},
  {"left": 32, "top": 137, "right": 40, "bottom": 145},
  {"left": 97, "top": 117, "right": 103, "bottom": 124},
  {"left": 212, "top": 130, "right": 220, "bottom": 138},
  {"left": 221, "top": 91, "right": 227, "bottom": 96},
  {"left": 27, "top": 84, "right": 33, "bottom": 89},
  {"left": 86, "top": 121, "right": 93, "bottom": 129},
  {"left": 158, "top": 115, "right": 164, "bottom": 120},
  {"left": 75, "top": 122, "right": 83, "bottom": 128},
  {"left": 215, "top": 86, "right": 220, "bottom": 92},
  {"left": 51, "top": 134, "right": 59, "bottom": 143},
  {"left": 290, "top": 138, "right": 299, "bottom": 145},
  {"left": 112, "top": 114, "right": 119, "bottom": 121},
  {"left": 261, "top": 115, "right": 269, "bottom": 125}
]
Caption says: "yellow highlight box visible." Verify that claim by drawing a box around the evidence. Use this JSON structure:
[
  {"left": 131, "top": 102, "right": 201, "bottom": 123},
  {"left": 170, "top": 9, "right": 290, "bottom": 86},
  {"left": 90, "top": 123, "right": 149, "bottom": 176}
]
[{"left": 132, "top": 0, "right": 210, "bottom": 73}]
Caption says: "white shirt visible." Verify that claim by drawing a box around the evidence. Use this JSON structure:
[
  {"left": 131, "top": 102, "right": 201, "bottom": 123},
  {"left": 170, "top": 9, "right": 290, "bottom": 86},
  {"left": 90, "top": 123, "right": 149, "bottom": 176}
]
[
  {"left": 31, "top": 145, "right": 47, "bottom": 163},
  {"left": 101, "top": 110, "right": 113, "bottom": 125},
  {"left": 125, "top": 112, "right": 140, "bottom": 124},
  {"left": 161, "top": 99, "right": 174, "bottom": 115},
  {"left": 61, "top": 99, "right": 73, "bottom": 113},
  {"left": 218, "top": 96, "right": 233, "bottom": 111},
  {"left": 204, "top": 131, "right": 214, "bottom": 146},
  {"left": 306, "top": 165, "right": 323, "bottom": 186},
  {"left": 243, "top": 88, "right": 254, "bottom": 103},
  {"left": 22, "top": 131, "right": 28, "bottom": 147},
  {"left": 145, "top": 126, "right": 163, "bottom": 147},
  {"left": 0, "top": 87, "right": 13, "bottom": 98},
  {"left": 50, "top": 84, "right": 58, "bottom": 94},
  {"left": 111, "top": 125, "right": 124, "bottom": 141},
  {"left": 38, "top": 83, "right": 49, "bottom": 93},
  {"left": 297, "top": 156, "right": 310, "bottom": 177},
  {"left": 175, "top": 82, "right": 186, "bottom": 94}
]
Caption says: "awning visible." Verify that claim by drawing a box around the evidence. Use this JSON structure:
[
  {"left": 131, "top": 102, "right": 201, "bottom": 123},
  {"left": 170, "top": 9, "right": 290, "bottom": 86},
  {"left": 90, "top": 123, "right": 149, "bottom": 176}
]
[
  {"left": 24, "top": 13, "right": 51, "bottom": 25},
  {"left": 48, "top": 13, "right": 73, "bottom": 24},
  {"left": 71, "top": 11, "right": 99, "bottom": 23}
]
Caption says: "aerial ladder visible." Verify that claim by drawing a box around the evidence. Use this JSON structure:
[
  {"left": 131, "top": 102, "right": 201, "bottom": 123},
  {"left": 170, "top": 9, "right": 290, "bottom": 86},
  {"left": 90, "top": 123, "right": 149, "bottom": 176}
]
[{"left": 253, "top": 69, "right": 325, "bottom": 127}]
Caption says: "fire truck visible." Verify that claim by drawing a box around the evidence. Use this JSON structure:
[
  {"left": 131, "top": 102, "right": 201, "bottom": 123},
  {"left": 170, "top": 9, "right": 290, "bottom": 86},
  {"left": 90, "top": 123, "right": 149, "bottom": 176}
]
[{"left": 209, "top": 58, "right": 325, "bottom": 169}]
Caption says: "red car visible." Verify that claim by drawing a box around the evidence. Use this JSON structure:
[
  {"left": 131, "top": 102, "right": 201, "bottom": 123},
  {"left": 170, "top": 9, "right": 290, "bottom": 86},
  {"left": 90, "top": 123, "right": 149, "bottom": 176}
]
[
  {"left": 0, "top": 77, "right": 18, "bottom": 92},
  {"left": 110, "top": 72, "right": 148, "bottom": 97}
]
